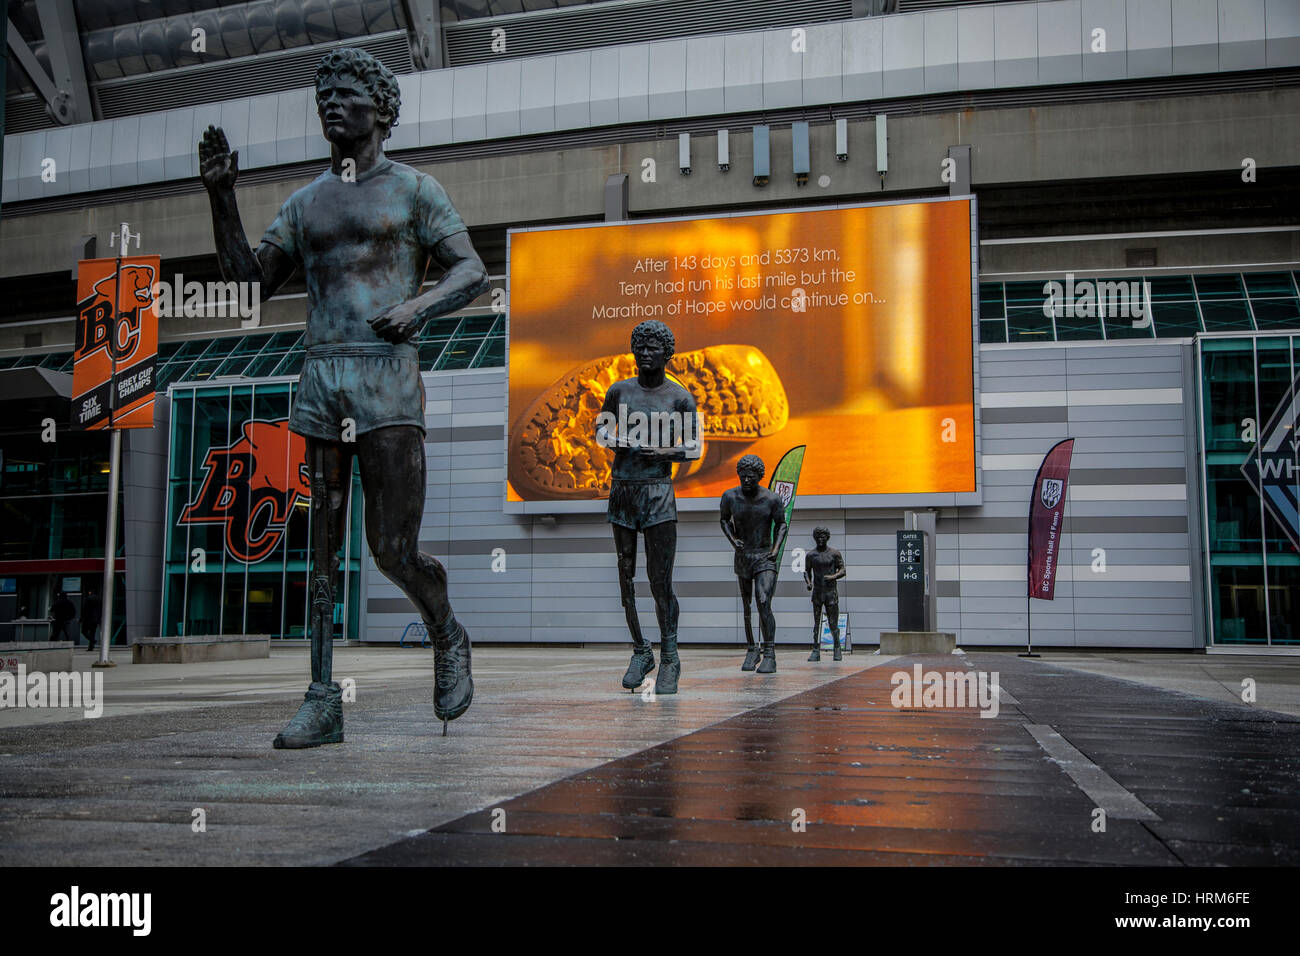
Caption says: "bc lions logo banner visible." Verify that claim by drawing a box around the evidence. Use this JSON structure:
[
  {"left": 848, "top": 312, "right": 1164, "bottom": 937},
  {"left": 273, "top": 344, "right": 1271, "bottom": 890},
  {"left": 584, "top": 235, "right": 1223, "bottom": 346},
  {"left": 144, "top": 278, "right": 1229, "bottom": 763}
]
[
  {"left": 179, "top": 419, "right": 309, "bottom": 563},
  {"left": 72, "top": 256, "right": 160, "bottom": 430},
  {"left": 1027, "top": 438, "right": 1075, "bottom": 600}
]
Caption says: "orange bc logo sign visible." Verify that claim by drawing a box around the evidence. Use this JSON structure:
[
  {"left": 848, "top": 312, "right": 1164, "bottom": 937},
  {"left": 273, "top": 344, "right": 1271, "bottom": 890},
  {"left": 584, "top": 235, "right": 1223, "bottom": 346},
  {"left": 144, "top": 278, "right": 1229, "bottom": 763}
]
[
  {"left": 76, "top": 265, "right": 154, "bottom": 364},
  {"left": 72, "top": 257, "right": 160, "bottom": 430},
  {"left": 179, "top": 420, "right": 310, "bottom": 563}
]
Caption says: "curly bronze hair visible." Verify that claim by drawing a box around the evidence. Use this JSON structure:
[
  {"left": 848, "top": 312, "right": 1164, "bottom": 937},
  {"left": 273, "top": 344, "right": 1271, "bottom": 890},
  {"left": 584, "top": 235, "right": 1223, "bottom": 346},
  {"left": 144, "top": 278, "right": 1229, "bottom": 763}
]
[
  {"left": 316, "top": 48, "right": 401, "bottom": 140},
  {"left": 630, "top": 319, "right": 675, "bottom": 358},
  {"left": 813, "top": 526, "right": 830, "bottom": 539},
  {"left": 737, "top": 454, "right": 765, "bottom": 480}
]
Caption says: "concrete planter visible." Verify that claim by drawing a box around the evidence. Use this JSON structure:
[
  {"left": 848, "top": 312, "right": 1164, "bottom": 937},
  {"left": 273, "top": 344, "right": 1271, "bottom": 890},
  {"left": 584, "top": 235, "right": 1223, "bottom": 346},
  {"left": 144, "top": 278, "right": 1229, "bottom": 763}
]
[
  {"left": 0, "top": 642, "right": 75, "bottom": 673},
  {"left": 879, "top": 631, "right": 957, "bottom": 655},
  {"left": 132, "top": 634, "right": 270, "bottom": 664}
]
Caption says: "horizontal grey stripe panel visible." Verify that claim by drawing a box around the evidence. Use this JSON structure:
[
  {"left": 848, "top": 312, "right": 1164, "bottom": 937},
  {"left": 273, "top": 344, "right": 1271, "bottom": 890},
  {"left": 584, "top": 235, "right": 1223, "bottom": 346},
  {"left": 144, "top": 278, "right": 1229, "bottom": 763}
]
[
  {"left": 7, "top": 0, "right": 1300, "bottom": 202},
  {"left": 426, "top": 425, "right": 505, "bottom": 444},
  {"left": 942, "top": 515, "right": 1187, "bottom": 534},
  {"left": 419, "top": 516, "right": 1191, "bottom": 554},
  {"left": 982, "top": 408, "right": 1069, "bottom": 424},
  {"left": 633, "top": 580, "right": 924, "bottom": 599},
  {"left": 1061, "top": 468, "right": 1188, "bottom": 485}
]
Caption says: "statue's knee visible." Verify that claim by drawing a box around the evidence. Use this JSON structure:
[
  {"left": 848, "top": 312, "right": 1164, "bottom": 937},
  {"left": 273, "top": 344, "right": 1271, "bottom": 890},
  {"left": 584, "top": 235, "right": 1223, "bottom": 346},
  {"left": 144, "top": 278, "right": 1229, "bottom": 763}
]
[{"left": 375, "top": 546, "right": 407, "bottom": 579}]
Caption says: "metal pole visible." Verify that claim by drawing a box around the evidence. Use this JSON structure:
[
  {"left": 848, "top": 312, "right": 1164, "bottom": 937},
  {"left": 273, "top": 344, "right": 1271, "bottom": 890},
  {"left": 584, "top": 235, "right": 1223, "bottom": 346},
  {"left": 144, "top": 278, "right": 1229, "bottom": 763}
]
[
  {"left": 1021, "top": 591, "right": 1037, "bottom": 657},
  {"left": 94, "top": 427, "right": 121, "bottom": 668},
  {"left": 93, "top": 254, "right": 124, "bottom": 669}
]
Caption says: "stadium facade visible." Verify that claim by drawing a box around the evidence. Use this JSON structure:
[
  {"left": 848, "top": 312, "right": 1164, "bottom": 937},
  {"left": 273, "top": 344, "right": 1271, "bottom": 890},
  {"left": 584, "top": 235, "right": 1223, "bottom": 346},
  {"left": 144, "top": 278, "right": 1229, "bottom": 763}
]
[{"left": 2, "top": 0, "right": 1298, "bottom": 651}]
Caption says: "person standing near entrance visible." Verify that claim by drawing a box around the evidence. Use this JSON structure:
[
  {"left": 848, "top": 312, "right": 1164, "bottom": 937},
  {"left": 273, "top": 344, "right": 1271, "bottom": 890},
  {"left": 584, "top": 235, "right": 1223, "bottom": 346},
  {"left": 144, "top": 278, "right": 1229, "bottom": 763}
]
[
  {"left": 81, "top": 588, "right": 102, "bottom": 652},
  {"left": 49, "top": 591, "right": 76, "bottom": 642}
]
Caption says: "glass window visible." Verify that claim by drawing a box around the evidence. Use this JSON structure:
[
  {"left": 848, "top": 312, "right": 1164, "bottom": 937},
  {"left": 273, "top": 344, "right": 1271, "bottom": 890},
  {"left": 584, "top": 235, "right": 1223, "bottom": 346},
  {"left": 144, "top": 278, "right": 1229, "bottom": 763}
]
[
  {"left": 1102, "top": 302, "right": 1155, "bottom": 339},
  {"left": 1151, "top": 301, "right": 1202, "bottom": 337},
  {"left": 1250, "top": 299, "right": 1300, "bottom": 331},
  {"left": 978, "top": 283, "right": 1004, "bottom": 320},
  {"left": 1195, "top": 274, "right": 1245, "bottom": 299},
  {"left": 1147, "top": 276, "right": 1195, "bottom": 301},
  {"left": 1005, "top": 284, "right": 1053, "bottom": 341},
  {"left": 421, "top": 316, "right": 463, "bottom": 339},
  {"left": 274, "top": 352, "right": 305, "bottom": 376},
  {"left": 1200, "top": 299, "right": 1254, "bottom": 332},
  {"left": 245, "top": 350, "right": 290, "bottom": 377},
  {"left": 418, "top": 337, "right": 450, "bottom": 370},
  {"left": 1244, "top": 273, "right": 1296, "bottom": 298},
  {"left": 476, "top": 335, "right": 506, "bottom": 367},
  {"left": 1200, "top": 335, "right": 1300, "bottom": 647},
  {"left": 1054, "top": 310, "right": 1102, "bottom": 340}
]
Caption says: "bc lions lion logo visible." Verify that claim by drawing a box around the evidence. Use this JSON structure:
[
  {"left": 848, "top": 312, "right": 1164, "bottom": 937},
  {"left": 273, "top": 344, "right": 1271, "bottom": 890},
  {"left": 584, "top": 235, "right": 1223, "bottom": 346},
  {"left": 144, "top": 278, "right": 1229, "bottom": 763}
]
[
  {"left": 75, "top": 264, "right": 157, "bottom": 364},
  {"left": 179, "top": 419, "right": 309, "bottom": 563}
]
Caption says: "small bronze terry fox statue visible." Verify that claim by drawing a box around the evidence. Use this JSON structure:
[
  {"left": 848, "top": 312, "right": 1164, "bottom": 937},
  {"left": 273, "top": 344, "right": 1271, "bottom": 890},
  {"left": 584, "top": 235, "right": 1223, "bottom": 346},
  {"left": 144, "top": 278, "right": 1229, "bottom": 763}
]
[
  {"left": 595, "top": 320, "right": 700, "bottom": 695},
  {"left": 804, "top": 527, "right": 846, "bottom": 661},
  {"left": 199, "top": 48, "right": 488, "bottom": 747},
  {"left": 719, "top": 455, "right": 788, "bottom": 673}
]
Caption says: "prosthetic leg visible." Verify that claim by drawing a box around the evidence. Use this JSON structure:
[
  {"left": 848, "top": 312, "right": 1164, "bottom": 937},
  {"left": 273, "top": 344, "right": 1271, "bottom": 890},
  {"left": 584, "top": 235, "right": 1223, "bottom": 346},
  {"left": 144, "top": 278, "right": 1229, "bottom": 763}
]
[
  {"left": 740, "top": 578, "right": 760, "bottom": 671},
  {"left": 755, "top": 571, "right": 778, "bottom": 674},
  {"left": 808, "top": 600, "right": 823, "bottom": 662},
  {"left": 615, "top": 527, "right": 655, "bottom": 690},
  {"left": 273, "top": 444, "right": 344, "bottom": 749},
  {"left": 620, "top": 603, "right": 657, "bottom": 690},
  {"left": 828, "top": 602, "right": 843, "bottom": 661},
  {"left": 647, "top": 523, "right": 680, "bottom": 695}
]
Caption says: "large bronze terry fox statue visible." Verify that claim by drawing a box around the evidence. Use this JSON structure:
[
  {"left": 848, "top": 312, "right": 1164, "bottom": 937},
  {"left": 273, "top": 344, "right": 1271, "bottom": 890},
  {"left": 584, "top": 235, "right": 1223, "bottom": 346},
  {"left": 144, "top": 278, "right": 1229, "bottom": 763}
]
[
  {"left": 804, "top": 527, "right": 846, "bottom": 661},
  {"left": 200, "top": 48, "right": 488, "bottom": 747},
  {"left": 595, "top": 320, "right": 699, "bottom": 695},
  {"left": 719, "top": 454, "right": 788, "bottom": 673}
]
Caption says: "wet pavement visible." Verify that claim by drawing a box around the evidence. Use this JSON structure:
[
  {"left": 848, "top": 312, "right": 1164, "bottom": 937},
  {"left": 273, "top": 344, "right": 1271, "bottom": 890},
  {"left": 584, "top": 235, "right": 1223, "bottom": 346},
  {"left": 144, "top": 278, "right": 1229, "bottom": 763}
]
[
  {"left": 2, "top": 647, "right": 1297, "bottom": 866},
  {"left": 346, "top": 653, "right": 1300, "bottom": 866}
]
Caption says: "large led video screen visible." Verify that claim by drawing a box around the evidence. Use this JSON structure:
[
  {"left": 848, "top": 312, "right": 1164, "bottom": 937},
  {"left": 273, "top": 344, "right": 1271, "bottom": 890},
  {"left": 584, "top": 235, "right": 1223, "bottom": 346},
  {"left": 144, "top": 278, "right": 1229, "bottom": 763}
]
[{"left": 506, "top": 197, "right": 976, "bottom": 505}]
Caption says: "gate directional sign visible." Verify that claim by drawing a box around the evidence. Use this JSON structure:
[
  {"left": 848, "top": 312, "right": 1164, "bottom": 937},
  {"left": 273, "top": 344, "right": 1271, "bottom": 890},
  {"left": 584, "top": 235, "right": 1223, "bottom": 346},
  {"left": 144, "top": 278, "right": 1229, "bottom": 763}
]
[{"left": 1241, "top": 371, "right": 1300, "bottom": 552}]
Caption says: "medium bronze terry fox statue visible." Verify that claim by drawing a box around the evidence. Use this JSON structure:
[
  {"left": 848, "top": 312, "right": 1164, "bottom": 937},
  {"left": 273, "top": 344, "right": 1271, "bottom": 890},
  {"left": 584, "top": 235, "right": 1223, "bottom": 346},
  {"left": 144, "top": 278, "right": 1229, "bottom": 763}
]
[
  {"left": 804, "top": 527, "right": 846, "bottom": 661},
  {"left": 199, "top": 48, "right": 488, "bottom": 747},
  {"left": 595, "top": 320, "right": 700, "bottom": 695},
  {"left": 719, "top": 454, "right": 788, "bottom": 673}
]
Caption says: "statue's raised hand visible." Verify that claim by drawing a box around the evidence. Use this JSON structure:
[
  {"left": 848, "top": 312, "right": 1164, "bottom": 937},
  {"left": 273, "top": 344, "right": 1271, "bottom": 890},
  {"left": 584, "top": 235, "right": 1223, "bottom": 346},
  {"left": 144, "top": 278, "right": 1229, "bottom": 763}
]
[{"left": 199, "top": 125, "right": 239, "bottom": 192}]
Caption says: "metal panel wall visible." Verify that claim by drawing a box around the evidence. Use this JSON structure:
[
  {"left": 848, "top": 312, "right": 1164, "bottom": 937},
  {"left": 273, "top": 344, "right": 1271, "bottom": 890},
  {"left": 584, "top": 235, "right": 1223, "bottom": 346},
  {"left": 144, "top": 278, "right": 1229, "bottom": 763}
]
[
  {"left": 364, "top": 340, "right": 1200, "bottom": 649},
  {"left": 8, "top": 0, "right": 1300, "bottom": 204}
]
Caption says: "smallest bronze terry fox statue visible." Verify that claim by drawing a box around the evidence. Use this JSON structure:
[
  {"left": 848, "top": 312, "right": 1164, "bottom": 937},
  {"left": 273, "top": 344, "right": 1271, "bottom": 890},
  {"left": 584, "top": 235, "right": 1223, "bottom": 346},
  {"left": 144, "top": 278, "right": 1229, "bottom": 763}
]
[
  {"left": 720, "top": 455, "right": 788, "bottom": 673},
  {"left": 804, "top": 527, "right": 846, "bottom": 661},
  {"left": 595, "top": 320, "right": 700, "bottom": 695}
]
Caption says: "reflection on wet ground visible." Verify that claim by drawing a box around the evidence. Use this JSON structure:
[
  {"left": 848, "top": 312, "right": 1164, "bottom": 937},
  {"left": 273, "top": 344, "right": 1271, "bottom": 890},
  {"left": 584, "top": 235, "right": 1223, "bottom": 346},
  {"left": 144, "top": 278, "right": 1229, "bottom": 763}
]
[{"left": 347, "top": 653, "right": 1300, "bottom": 866}]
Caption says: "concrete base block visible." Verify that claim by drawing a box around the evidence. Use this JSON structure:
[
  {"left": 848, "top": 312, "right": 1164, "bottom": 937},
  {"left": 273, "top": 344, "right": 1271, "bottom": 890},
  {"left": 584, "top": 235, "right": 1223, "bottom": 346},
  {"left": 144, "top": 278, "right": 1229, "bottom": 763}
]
[
  {"left": 879, "top": 631, "right": 957, "bottom": 655},
  {"left": 132, "top": 634, "right": 270, "bottom": 664},
  {"left": 0, "top": 642, "right": 75, "bottom": 673}
]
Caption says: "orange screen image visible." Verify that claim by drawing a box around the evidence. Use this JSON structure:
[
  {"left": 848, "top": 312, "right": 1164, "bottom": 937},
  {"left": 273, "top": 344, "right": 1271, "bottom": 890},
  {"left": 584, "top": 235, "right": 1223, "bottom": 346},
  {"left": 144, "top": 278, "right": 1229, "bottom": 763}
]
[{"left": 506, "top": 199, "right": 975, "bottom": 502}]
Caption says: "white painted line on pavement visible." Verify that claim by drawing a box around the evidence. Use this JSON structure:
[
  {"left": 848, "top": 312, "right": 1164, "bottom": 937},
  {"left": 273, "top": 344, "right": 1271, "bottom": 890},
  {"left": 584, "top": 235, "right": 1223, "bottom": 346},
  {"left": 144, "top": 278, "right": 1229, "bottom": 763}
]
[{"left": 1025, "top": 724, "right": 1160, "bottom": 821}]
